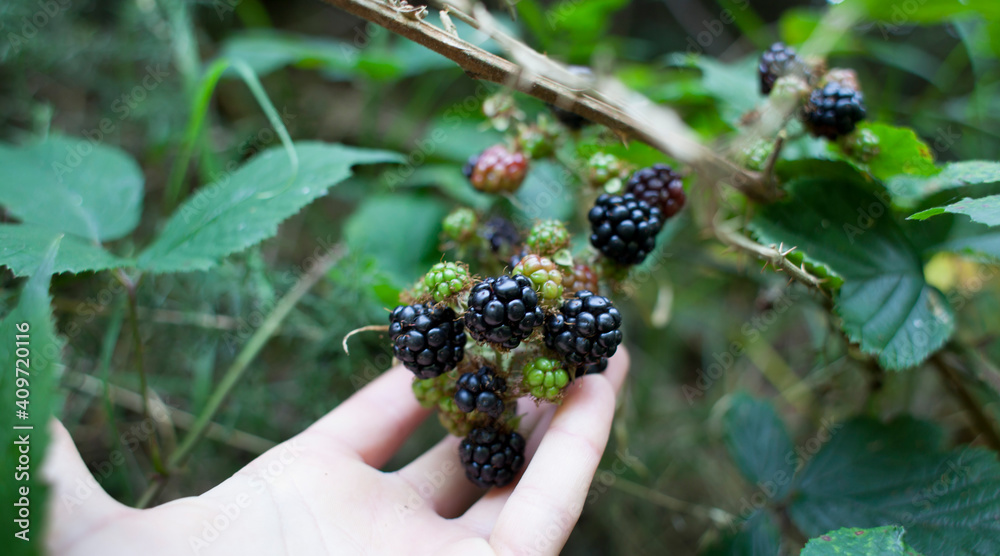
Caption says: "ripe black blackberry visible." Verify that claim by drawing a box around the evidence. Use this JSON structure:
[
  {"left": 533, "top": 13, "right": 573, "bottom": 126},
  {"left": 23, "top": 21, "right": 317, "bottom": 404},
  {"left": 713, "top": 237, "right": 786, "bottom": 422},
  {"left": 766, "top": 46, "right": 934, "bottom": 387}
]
[
  {"left": 577, "top": 357, "right": 609, "bottom": 378},
  {"left": 626, "top": 164, "right": 686, "bottom": 218},
  {"left": 455, "top": 366, "right": 507, "bottom": 418},
  {"left": 544, "top": 291, "right": 623, "bottom": 367},
  {"left": 480, "top": 216, "right": 520, "bottom": 255},
  {"left": 588, "top": 193, "right": 663, "bottom": 265},
  {"left": 803, "top": 83, "right": 866, "bottom": 140},
  {"left": 465, "top": 275, "right": 545, "bottom": 349},
  {"left": 389, "top": 304, "right": 466, "bottom": 379},
  {"left": 459, "top": 425, "right": 526, "bottom": 488},
  {"left": 759, "top": 42, "right": 805, "bottom": 95}
]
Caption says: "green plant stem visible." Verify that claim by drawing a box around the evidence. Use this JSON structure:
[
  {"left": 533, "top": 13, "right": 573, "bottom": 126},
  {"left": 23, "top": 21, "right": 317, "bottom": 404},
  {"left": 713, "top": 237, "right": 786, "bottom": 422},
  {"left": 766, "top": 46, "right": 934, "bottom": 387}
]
[
  {"left": 136, "top": 248, "right": 344, "bottom": 508},
  {"left": 114, "top": 269, "right": 166, "bottom": 475},
  {"left": 932, "top": 353, "right": 1000, "bottom": 452}
]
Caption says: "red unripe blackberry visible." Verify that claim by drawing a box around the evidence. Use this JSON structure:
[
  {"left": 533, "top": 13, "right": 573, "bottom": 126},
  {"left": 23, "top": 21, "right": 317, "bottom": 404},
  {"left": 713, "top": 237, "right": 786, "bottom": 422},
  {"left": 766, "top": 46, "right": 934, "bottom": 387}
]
[
  {"left": 759, "top": 42, "right": 806, "bottom": 95},
  {"left": 625, "top": 164, "right": 686, "bottom": 218},
  {"left": 563, "top": 263, "right": 599, "bottom": 296},
  {"left": 389, "top": 304, "right": 466, "bottom": 379},
  {"left": 803, "top": 83, "right": 867, "bottom": 140},
  {"left": 463, "top": 145, "right": 528, "bottom": 194},
  {"left": 588, "top": 193, "right": 663, "bottom": 266},
  {"left": 465, "top": 275, "right": 545, "bottom": 349},
  {"left": 544, "top": 291, "right": 623, "bottom": 367},
  {"left": 459, "top": 426, "right": 526, "bottom": 488},
  {"left": 454, "top": 366, "right": 507, "bottom": 418}
]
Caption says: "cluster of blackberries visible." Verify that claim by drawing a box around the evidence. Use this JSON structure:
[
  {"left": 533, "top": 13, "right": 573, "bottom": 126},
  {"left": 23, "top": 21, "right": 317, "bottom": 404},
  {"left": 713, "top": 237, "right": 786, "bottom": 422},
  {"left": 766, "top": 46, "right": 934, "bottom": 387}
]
[{"left": 758, "top": 41, "right": 867, "bottom": 139}]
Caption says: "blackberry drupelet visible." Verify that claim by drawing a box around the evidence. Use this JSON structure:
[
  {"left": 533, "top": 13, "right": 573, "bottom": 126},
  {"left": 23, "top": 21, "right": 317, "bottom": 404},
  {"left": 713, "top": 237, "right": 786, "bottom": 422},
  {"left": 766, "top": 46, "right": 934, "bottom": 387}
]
[
  {"left": 588, "top": 193, "right": 664, "bottom": 265},
  {"left": 454, "top": 366, "right": 507, "bottom": 418},
  {"left": 459, "top": 426, "right": 526, "bottom": 488},
  {"left": 625, "top": 164, "right": 686, "bottom": 218},
  {"left": 759, "top": 42, "right": 805, "bottom": 95},
  {"left": 465, "top": 275, "right": 545, "bottom": 349},
  {"left": 544, "top": 291, "right": 623, "bottom": 367},
  {"left": 389, "top": 304, "right": 465, "bottom": 379},
  {"left": 803, "top": 83, "right": 867, "bottom": 140}
]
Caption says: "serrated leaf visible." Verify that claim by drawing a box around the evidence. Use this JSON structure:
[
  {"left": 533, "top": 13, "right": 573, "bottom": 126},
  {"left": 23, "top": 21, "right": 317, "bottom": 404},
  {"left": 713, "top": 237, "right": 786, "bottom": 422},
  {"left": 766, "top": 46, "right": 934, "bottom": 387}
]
[
  {"left": 887, "top": 161, "right": 1000, "bottom": 208},
  {"left": 137, "top": 142, "right": 402, "bottom": 273},
  {"left": 910, "top": 196, "right": 1000, "bottom": 227},
  {"left": 790, "top": 417, "right": 1000, "bottom": 556},
  {"left": 750, "top": 176, "right": 954, "bottom": 370},
  {"left": 343, "top": 194, "right": 448, "bottom": 288},
  {"left": 0, "top": 224, "right": 131, "bottom": 276},
  {"left": 0, "top": 134, "right": 144, "bottom": 242},
  {"left": 723, "top": 393, "right": 796, "bottom": 499},
  {"left": 802, "top": 526, "right": 925, "bottom": 556},
  {"left": 1, "top": 240, "right": 62, "bottom": 555},
  {"left": 834, "top": 123, "right": 936, "bottom": 182}
]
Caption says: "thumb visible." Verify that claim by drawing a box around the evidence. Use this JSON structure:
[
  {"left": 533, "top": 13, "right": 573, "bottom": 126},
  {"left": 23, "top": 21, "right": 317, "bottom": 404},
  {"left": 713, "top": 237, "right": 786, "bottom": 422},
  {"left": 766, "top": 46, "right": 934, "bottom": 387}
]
[{"left": 42, "top": 419, "right": 137, "bottom": 553}]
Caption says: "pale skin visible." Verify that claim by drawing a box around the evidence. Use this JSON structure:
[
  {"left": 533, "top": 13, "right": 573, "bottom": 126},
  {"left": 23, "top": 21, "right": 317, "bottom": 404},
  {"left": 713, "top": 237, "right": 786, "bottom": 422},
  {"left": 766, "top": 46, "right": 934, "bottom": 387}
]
[{"left": 43, "top": 351, "right": 629, "bottom": 555}]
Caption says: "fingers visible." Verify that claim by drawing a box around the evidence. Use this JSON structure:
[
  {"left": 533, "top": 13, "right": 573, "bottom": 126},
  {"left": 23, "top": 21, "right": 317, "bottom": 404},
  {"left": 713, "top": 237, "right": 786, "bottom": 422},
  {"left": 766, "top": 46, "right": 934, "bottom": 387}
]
[
  {"left": 298, "top": 365, "right": 431, "bottom": 468},
  {"left": 467, "top": 350, "right": 630, "bottom": 554},
  {"left": 396, "top": 397, "right": 556, "bottom": 519},
  {"left": 43, "top": 419, "right": 136, "bottom": 554}
]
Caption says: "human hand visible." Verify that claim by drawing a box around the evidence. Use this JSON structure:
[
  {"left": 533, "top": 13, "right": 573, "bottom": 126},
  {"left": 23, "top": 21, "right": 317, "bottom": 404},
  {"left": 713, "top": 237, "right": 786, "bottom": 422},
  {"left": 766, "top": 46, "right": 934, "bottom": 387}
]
[{"left": 44, "top": 350, "right": 629, "bottom": 555}]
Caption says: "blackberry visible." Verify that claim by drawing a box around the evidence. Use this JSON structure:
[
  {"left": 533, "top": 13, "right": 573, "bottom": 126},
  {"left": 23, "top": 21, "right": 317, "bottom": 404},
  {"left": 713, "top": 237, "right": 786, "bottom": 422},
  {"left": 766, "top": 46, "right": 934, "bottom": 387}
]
[
  {"left": 522, "top": 357, "right": 571, "bottom": 401},
  {"left": 422, "top": 261, "right": 471, "bottom": 303},
  {"left": 464, "top": 145, "right": 528, "bottom": 194},
  {"left": 480, "top": 216, "right": 520, "bottom": 255},
  {"left": 588, "top": 193, "right": 663, "bottom": 266},
  {"left": 454, "top": 366, "right": 507, "bottom": 418},
  {"left": 442, "top": 208, "right": 478, "bottom": 243},
  {"left": 626, "top": 164, "right": 686, "bottom": 218},
  {"left": 389, "top": 304, "right": 466, "bottom": 379},
  {"left": 759, "top": 42, "right": 806, "bottom": 96},
  {"left": 459, "top": 426, "right": 526, "bottom": 488},
  {"left": 577, "top": 357, "right": 608, "bottom": 377},
  {"left": 587, "top": 152, "right": 630, "bottom": 188},
  {"left": 412, "top": 372, "right": 456, "bottom": 409},
  {"left": 803, "top": 83, "right": 866, "bottom": 140},
  {"left": 563, "top": 263, "right": 599, "bottom": 296},
  {"left": 544, "top": 291, "right": 623, "bottom": 367},
  {"left": 512, "top": 254, "right": 564, "bottom": 303},
  {"left": 525, "top": 220, "right": 570, "bottom": 255},
  {"left": 465, "top": 275, "right": 545, "bottom": 349},
  {"left": 547, "top": 66, "right": 593, "bottom": 129}
]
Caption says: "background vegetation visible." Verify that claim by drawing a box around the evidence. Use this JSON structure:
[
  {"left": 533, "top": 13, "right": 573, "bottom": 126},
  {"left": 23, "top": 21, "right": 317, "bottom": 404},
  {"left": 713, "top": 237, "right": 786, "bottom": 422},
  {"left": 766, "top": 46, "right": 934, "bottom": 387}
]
[{"left": 1, "top": 0, "right": 999, "bottom": 554}]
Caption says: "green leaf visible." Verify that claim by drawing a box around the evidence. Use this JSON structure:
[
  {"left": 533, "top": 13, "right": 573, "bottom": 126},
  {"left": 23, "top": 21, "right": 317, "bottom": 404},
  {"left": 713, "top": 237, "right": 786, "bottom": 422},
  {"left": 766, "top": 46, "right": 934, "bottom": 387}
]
[
  {"left": 137, "top": 142, "right": 402, "bottom": 273},
  {"left": 801, "top": 526, "right": 925, "bottom": 556},
  {"left": 910, "top": 196, "right": 1000, "bottom": 227},
  {"left": 0, "top": 134, "right": 144, "bottom": 242},
  {"left": 0, "top": 224, "right": 132, "bottom": 276},
  {"left": 723, "top": 393, "right": 796, "bottom": 499},
  {"left": 702, "top": 511, "right": 783, "bottom": 556},
  {"left": 855, "top": 0, "right": 1000, "bottom": 24},
  {"left": 834, "top": 123, "right": 936, "bottom": 183},
  {"left": 343, "top": 194, "right": 448, "bottom": 288},
  {"left": 670, "top": 54, "right": 758, "bottom": 126},
  {"left": 750, "top": 176, "right": 954, "bottom": 370},
  {"left": 789, "top": 417, "right": 1000, "bottom": 556},
  {"left": 512, "top": 160, "right": 576, "bottom": 228},
  {"left": 887, "top": 161, "right": 1000, "bottom": 208},
  {"left": 1, "top": 240, "right": 62, "bottom": 554}
]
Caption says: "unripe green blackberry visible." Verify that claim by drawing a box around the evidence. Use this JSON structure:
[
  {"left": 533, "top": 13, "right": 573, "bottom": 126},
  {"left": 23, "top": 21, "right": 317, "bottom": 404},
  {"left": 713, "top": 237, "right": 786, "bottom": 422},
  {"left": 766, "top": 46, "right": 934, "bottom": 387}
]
[
  {"left": 443, "top": 208, "right": 478, "bottom": 243},
  {"left": 438, "top": 398, "right": 475, "bottom": 437},
  {"left": 525, "top": 220, "right": 570, "bottom": 256},
  {"left": 422, "top": 262, "right": 472, "bottom": 303},
  {"left": 522, "top": 357, "right": 571, "bottom": 401},
  {"left": 412, "top": 371, "right": 456, "bottom": 409},
  {"left": 517, "top": 124, "right": 555, "bottom": 159},
  {"left": 587, "top": 152, "right": 630, "bottom": 189},
  {"left": 512, "top": 254, "right": 564, "bottom": 302}
]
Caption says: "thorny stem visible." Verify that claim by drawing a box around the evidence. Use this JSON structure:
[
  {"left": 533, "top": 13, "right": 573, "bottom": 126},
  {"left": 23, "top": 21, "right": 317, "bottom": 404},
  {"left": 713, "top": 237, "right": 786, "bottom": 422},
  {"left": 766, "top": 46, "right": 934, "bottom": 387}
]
[
  {"left": 712, "top": 218, "right": 829, "bottom": 294},
  {"left": 932, "top": 352, "right": 1000, "bottom": 452},
  {"left": 320, "top": 0, "right": 778, "bottom": 201}
]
